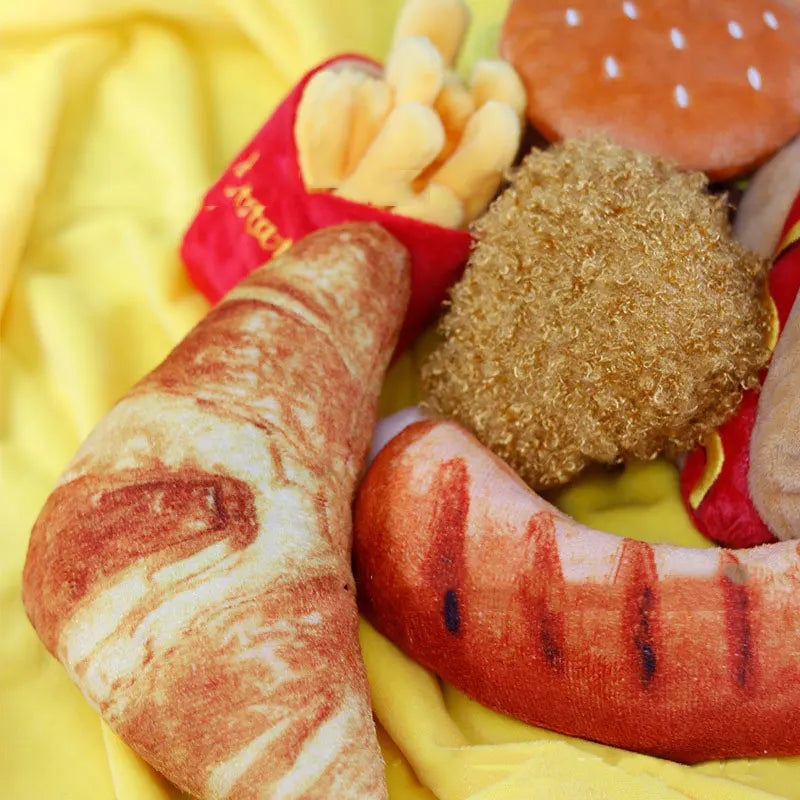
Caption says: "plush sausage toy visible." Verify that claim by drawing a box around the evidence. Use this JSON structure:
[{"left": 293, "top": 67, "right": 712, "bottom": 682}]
[
  {"left": 22, "top": 223, "right": 409, "bottom": 800},
  {"left": 353, "top": 417, "right": 800, "bottom": 764}
]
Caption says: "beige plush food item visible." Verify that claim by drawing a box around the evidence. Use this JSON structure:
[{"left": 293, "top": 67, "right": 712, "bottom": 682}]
[
  {"left": 385, "top": 35, "right": 444, "bottom": 106},
  {"left": 335, "top": 102, "right": 445, "bottom": 207},
  {"left": 750, "top": 292, "right": 800, "bottom": 540},
  {"left": 21, "top": 223, "right": 410, "bottom": 800},
  {"left": 734, "top": 134, "right": 800, "bottom": 257},
  {"left": 392, "top": 0, "right": 471, "bottom": 65},
  {"left": 295, "top": 67, "right": 363, "bottom": 190}
]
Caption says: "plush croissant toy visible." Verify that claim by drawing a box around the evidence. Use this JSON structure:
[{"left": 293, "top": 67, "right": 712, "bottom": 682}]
[{"left": 22, "top": 223, "right": 410, "bottom": 800}]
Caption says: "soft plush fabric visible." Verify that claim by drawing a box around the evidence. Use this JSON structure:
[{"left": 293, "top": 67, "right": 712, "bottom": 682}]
[{"left": 2, "top": 1, "right": 799, "bottom": 798}]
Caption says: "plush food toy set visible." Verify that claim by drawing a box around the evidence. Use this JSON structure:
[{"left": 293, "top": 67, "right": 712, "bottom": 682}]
[{"left": 18, "top": 0, "right": 800, "bottom": 797}]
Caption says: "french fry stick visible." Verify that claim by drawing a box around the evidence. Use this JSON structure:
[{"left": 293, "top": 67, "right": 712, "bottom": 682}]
[
  {"left": 470, "top": 58, "right": 527, "bottom": 119},
  {"left": 344, "top": 76, "right": 394, "bottom": 176},
  {"left": 385, "top": 36, "right": 445, "bottom": 106},
  {"left": 431, "top": 100, "right": 521, "bottom": 208},
  {"left": 413, "top": 73, "right": 476, "bottom": 192},
  {"left": 392, "top": 0, "right": 471, "bottom": 66},
  {"left": 336, "top": 102, "right": 445, "bottom": 207},
  {"left": 458, "top": 172, "right": 504, "bottom": 222},
  {"left": 392, "top": 182, "right": 465, "bottom": 228},
  {"left": 295, "top": 66, "right": 362, "bottom": 190},
  {"left": 435, "top": 72, "right": 475, "bottom": 143}
]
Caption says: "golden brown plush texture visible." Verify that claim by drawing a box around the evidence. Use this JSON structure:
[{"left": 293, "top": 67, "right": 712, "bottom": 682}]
[
  {"left": 421, "top": 138, "right": 770, "bottom": 490},
  {"left": 21, "top": 223, "right": 410, "bottom": 800},
  {"left": 750, "top": 293, "right": 800, "bottom": 540}
]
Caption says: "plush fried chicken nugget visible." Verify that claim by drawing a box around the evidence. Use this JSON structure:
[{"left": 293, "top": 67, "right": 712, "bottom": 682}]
[{"left": 422, "top": 138, "right": 771, "bottom": 490}]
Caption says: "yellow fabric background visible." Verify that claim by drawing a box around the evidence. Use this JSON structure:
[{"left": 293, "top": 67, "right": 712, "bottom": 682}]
[{"left": 1, "top": 1, "right": 798, "bottom": 798}]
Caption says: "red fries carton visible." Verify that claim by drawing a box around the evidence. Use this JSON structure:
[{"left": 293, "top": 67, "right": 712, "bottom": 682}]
[{"left": 181, "top": 55, "right": 472, "bottom": 355}]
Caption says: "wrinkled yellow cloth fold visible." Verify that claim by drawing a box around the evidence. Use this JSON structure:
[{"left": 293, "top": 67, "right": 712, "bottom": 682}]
[{"left": 1, "top": 0, "right": 799, "bottom": 798}]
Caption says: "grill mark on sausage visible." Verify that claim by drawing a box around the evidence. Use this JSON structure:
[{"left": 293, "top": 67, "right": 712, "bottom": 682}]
[
  {"left": 421, "top": 458, "right": 471, "bottom": 636},
  {"left": 615, "top": 539, "right": 660, "bottom": 688},
  {"left": 719, "top": 551, "right": 752, "bottom": 690},
  {"left": 520, "top": 511, "right": 565, "bottom": 669}
]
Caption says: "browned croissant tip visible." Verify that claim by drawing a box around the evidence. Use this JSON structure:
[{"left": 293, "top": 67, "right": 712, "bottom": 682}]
[{"left": 261, "top": 221, "right": 405, "bottom": 264}]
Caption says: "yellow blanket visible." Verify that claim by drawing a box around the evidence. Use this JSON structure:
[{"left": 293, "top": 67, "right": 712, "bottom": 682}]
[{"left": 2, "top": 1, "right": 798, "bottom": 797}]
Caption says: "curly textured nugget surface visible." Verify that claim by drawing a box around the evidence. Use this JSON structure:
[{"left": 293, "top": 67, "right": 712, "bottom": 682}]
[{"left": 422, "top": 138, "right": 771, "bottom": 489}]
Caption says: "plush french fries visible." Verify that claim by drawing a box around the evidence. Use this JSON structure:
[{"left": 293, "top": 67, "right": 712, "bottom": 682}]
[
  {"left": 431, "top": 100, "right": 521, "bottom": 211},
  {"left": 336, "top": 102, "right": 445, "bottom": 207},
  {"left": 470, "top": 58, "right": 527, "bottom": 119},
  {"left": 434, "top": 72, "right": 475, "bottom": 152},
  {"left": 344, "top": 75, "right": 394, "bottom": 175},
  {"left": 392, "top": 182, "right": 465, "bottom": 228},
  {"left": 293, "top": 0, "right": 527, "bottom": 226},
  {"left": 463, "top": 171, "right": 507, "bottom": 222},
  {"left": 295, "top": 66, "right": 362, "bottom": 190},
  {"left": 413, "top": 74, "right": 476, "bottom": 191},
  {"left": 392, "top": 0, "right": 471, "bottom": 66},
  {"left": 385, "top": 36, "right": 445, "bottom": 106},
  {"left": 436, "top": 73, "right": 475, "bottom": 129}
]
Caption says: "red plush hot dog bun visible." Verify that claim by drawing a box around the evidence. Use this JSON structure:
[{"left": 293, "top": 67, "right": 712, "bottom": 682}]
[{"left": 681, "top": 190, "right": 800, "bottom": 547}]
